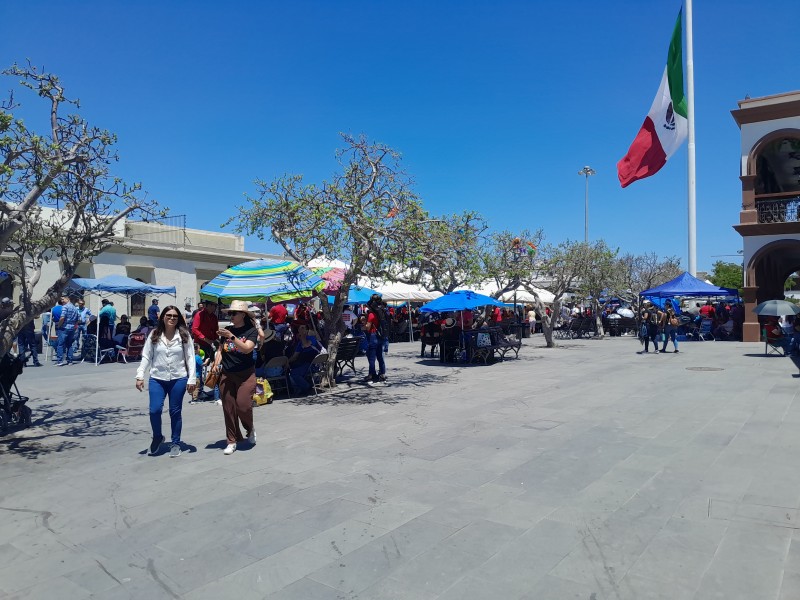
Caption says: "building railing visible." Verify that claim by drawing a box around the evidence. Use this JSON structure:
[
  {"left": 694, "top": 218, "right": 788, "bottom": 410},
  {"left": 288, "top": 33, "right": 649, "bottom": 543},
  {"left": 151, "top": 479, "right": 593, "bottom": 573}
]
[{"left": 756, "top": 195, "right": 800, "bottom": 223}]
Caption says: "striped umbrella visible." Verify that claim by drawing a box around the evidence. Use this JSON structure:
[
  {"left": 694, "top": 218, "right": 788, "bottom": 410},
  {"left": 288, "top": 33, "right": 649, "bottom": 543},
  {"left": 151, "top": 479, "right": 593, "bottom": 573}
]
[
  {"left": 311, "top": 266, "right": 347, "bottom": 295},
  {"left": 200, "top": 259, "right": 326, "bottom": 303}
]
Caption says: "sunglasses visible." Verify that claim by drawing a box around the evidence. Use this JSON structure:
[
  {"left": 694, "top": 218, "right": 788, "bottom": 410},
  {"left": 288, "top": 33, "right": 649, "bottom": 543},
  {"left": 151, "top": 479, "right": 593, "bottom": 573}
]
[
  {"left": 228, "top": 311, "right": 242, "bottom": 316},
  {"left": 164, "top": 313, "right": 180, "bottom": 319}
]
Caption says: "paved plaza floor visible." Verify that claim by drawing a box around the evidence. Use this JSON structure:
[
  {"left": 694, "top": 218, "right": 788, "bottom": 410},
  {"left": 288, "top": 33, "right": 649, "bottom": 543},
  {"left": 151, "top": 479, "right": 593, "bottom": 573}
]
[{"left": 1, "top": 335, "right": 799, "bottom": 599}]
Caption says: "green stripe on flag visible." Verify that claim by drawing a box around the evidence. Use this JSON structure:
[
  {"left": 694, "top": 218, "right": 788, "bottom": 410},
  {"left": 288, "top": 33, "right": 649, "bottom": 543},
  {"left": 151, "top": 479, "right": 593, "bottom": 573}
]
[{"left": 667, "top": 10, "right": 687, "bottom": 119}]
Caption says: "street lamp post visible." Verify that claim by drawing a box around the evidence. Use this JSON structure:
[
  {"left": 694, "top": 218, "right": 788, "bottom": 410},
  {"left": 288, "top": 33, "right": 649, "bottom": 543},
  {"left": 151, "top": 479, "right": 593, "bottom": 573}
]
[{"left": 578, "top": 166, "right": 596, "bottom": 243}]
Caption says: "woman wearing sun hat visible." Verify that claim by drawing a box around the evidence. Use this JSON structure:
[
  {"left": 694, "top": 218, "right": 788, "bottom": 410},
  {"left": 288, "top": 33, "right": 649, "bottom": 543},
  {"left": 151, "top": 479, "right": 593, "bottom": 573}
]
[{"left": 213, "top": 300, "right": 259, "bottom": 455}]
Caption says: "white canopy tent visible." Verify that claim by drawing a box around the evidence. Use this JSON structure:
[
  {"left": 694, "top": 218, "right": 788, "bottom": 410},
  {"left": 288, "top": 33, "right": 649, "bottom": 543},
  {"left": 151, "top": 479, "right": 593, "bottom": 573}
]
[
  {"left": 360, "top": 279, "right": 442, "bottom": 303},
  {"left": 498, "top": 286, "right": 555, "bottom": 304}
]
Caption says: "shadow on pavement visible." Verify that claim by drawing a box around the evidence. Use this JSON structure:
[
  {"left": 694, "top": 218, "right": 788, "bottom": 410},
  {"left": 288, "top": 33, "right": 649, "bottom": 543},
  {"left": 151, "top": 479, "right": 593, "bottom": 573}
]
[{"left": 0, "top": 402, "right": 141, "bottom": 460}]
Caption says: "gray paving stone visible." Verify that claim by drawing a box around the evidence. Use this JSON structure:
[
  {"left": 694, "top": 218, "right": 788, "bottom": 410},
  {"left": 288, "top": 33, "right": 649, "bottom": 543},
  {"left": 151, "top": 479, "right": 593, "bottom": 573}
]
[{"left": 3, "top": 339, "right": 800, "bottom": 599}]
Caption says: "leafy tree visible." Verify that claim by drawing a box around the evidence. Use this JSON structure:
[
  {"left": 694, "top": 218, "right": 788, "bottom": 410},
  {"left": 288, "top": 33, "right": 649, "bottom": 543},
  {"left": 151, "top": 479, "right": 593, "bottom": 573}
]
[
  {"left": 379, "top": 211, "right": 488, "bottom": 294},
  {"left": 227, "top": 133, "right": 428, "bottom": 382},
  {"left": 709, "top": 261, "right": 743, "bottom": 294},
  {"left": 482, "top": 232, "right": 598, "bottom": 348},
  {"left": 574, "top": 240, "right": 619, "bottom": 336},
  {"left": 0, "top": 63, "right": 157, "bottom": 357}
]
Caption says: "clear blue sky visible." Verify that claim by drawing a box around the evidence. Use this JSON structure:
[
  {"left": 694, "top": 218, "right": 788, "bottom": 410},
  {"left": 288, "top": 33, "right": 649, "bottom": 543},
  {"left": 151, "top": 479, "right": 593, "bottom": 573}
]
[{"left": 2, "top": 1, "right": 797, "bottom": 272}]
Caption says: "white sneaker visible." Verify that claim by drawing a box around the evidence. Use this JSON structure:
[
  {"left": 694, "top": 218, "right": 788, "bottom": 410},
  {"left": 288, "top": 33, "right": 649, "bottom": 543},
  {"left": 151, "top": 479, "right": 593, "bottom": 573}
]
[
  {"left": 223, "top": 443, "right": 237, "bottom": 455},
  {"left": 247, "top": 431, "right": 256, "bottom": 446}
]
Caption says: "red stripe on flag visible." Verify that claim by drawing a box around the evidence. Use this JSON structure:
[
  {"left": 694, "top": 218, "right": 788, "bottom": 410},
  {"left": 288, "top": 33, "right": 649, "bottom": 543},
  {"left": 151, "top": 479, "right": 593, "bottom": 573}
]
[{"left": 617, "top": 117, "right": 667, "bottom": 188}]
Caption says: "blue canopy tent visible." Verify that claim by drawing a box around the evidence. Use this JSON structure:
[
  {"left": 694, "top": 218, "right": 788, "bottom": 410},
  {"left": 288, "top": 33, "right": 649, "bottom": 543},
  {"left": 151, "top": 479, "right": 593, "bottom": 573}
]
[
  {"left": 640, "top": 272, "right": 738, "bottom": 300},
  {"left": 419, "top": 290, "right": 505, "bottom": 313},
  {"left": 69, "top": 275, "right": 176, "bottom": 296},
  {"left": 327, "top": 285, "right": 381, "bottom": 306},
  {"left": 65, "top": 275, "right": 177, "bottom": 365}
]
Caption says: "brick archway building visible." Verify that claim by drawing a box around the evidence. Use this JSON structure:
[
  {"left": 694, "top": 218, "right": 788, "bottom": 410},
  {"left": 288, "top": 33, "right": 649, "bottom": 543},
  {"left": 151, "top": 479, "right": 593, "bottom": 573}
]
[{"left": 732, "top": 92, "right": 800, "bottom": 341}]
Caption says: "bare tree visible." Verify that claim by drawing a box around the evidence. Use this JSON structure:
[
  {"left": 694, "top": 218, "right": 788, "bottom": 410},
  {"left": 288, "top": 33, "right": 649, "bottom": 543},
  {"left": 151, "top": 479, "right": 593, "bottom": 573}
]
[
  {"left": 0, "top": 63, "right": 158, "bottom": 356},
  {"left": 614, "top": 252, "right": 682, "bottom": 311},
  {"left": 227, "top": 133, "right": 428, "bottom": 382}
]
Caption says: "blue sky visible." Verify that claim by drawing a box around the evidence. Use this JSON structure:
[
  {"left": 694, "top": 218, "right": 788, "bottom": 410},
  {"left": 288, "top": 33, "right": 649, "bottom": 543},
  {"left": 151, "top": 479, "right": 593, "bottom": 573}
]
[{"left": 2, "top": 0, "right": 797, "bottom": 272}]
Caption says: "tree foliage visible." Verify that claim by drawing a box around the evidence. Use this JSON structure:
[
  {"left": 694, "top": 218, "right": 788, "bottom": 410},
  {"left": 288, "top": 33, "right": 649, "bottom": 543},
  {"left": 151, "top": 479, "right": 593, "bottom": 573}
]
[
  {"left": 0, "top": 62, "right": 159, "bottom": 357},
  {"left": 384, "top": 211, "right": 488, "bottom": 294},
  {"left": 574, "top": 240, "right": 619, "bottom": 336},
  {"left": 709, "top": 260, "right": 743, "bottom": 293},
  {"left": 227, "top": 133, "right": 429, "bottom": 380},
  {"left": 613, "top": 252, "right": 683, "bottom": 308}
]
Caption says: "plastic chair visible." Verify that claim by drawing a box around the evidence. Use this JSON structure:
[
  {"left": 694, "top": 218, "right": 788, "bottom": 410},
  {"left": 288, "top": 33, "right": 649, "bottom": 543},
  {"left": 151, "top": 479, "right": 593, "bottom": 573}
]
[
  {"left": 264, "top": 356, "right": 291, "bottom": 398},
  {"left": 117, "top": 332, "right": 147, "bottom": 363}
]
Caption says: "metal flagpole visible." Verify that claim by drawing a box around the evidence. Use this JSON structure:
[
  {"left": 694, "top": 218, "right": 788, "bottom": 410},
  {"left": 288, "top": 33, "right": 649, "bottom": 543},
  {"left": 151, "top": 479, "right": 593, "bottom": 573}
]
[{"left": 685, "top": 0, "right": 697, "bottom": 276}]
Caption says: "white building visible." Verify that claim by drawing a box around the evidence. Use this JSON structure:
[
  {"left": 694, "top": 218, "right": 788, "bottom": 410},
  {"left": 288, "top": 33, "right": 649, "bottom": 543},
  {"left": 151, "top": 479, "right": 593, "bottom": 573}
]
[{"left": 8, "top": 216, "right": 281, "bottom": 321}]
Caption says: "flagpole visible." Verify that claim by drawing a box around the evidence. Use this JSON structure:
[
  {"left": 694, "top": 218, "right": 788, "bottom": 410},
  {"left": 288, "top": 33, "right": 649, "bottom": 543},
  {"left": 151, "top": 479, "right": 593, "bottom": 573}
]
[{"left": 685, "top": 0, "right": 697, "bottom": 276}]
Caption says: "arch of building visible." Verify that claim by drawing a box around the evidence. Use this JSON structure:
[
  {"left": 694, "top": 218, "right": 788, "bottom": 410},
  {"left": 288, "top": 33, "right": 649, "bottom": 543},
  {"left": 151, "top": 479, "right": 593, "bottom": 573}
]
[{"left": 737, "top": 123, "right": 800, "bottom": 341}]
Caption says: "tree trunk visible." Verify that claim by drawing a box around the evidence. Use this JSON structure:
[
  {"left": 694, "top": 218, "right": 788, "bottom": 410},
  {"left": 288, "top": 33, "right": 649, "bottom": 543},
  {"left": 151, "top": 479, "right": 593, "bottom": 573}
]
[{"left": 324, "top": 330, "right": 342, "bottom": 387}]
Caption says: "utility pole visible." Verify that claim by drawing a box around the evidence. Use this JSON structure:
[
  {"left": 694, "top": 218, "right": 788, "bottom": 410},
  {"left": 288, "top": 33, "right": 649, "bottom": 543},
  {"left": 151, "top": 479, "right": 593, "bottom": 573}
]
[{"left": 578, "top": 166, "right": 596, "bottom": 243}]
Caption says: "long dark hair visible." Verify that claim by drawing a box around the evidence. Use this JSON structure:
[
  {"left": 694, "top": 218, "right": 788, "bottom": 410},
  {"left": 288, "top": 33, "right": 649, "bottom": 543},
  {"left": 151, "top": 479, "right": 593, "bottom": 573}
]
[{"left": 150, "top": 305, "right": 190, "bottom": 343}]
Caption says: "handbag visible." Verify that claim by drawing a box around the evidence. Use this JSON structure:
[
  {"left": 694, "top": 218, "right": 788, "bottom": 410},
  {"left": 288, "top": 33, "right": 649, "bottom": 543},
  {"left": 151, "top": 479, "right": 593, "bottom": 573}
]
[
  {"left": 252, "top": 377, "right": 273, "bottom": 406},
  {"left": 639, "top": 324, "right": 648, "bottom": 338},
  {"left": 477, "top": 332, "right": 491, "bottom": 348},
  {"left": 204, "top": 366, "right": 220, "bottom": 389}
]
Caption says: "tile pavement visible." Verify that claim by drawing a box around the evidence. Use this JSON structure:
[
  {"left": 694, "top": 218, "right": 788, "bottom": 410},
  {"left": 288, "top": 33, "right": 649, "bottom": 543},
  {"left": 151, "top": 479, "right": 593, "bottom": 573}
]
[{"left": 1, "top": 335, "right": 799, "bottom": 598}]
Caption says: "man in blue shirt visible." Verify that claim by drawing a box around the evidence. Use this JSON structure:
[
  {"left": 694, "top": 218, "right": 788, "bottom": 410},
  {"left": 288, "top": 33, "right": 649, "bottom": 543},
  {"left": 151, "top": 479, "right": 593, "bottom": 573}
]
[
  {"left": 148, "top": 298, "right": 160, "bottom": 325},
  {"left": 98, "top": 299, "right": 117, "bottom": 339},
  {"left": 71, "top": 297, "right": 92, "bottom": 356},
  {"left": 56, "top": 295, "right": 80, "bottom": 366}
]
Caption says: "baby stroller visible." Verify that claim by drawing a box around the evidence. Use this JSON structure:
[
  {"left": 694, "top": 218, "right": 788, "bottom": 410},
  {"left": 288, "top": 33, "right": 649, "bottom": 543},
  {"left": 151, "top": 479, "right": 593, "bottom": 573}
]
[{"left": 0, "top": 354, "right": 32, "bottom": 434}]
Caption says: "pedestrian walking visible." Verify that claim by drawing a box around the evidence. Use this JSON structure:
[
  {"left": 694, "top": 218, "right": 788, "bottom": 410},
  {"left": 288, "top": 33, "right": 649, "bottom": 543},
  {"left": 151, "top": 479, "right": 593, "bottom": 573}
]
[
  {"left": 135, "top": 305, "right": 196, "bottom": 457},
  {"left": 661, "top": 301, "right": 680, "bottom": 353},
  {"left": 213, "top": 300, "right": 258, "bottom": 456}
]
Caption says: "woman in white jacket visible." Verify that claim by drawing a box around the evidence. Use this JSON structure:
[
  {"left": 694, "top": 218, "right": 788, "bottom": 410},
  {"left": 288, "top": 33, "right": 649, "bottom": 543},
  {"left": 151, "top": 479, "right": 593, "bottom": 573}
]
[{"left": 135, "top": 305, "right": 196, "bottom": 457}]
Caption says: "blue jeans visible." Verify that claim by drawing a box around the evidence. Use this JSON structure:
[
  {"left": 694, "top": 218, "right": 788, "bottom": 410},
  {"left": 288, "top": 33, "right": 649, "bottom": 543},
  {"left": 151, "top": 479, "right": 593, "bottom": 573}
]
[
  {"left": 56, "top": 328, "right": 76, "bottom": 363},
  {"left": 661, "top": 326, "right": 678, "bottom": 351},
  {"left": 367, "top": 334, "right": 386, "bottom": 379},
  {"left": 290, "top": 363, "right": 312, "bottom": 393},
  {"left": 148, "top": 377, "right": 187, "bottom": 445},
  {"left": 72, "top": 325, "right": 86, "bottom": 356},
  {"left": 17, "top": 330, "right": 40, "bottom": 365}
]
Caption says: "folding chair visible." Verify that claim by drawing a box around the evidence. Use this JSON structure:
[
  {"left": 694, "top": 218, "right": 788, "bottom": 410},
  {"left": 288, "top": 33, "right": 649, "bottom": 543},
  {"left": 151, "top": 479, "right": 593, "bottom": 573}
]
[
  {"left": 699, "top": 319, "right": 715, "bottom": 341},
  {"left": 117, "top": 332, "right": 147, "bottom": 363},
  {"left": 763, "top": 327, "right": 786, "bottom": 356},
  {"left": 307, "top": 353, "right": 330, "bottom": 395},
  {"left": 264, "top": 356, "right": 291, "bottom": 398},
  {"left": 81, "top": 334, "right": 116, "bottom": 365}
]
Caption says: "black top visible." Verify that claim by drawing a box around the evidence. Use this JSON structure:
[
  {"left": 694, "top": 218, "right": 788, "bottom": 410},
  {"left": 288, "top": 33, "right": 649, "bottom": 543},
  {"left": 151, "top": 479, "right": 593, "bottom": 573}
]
[{"left": 220, "top": 325, "right": 258, "bottom": 373}]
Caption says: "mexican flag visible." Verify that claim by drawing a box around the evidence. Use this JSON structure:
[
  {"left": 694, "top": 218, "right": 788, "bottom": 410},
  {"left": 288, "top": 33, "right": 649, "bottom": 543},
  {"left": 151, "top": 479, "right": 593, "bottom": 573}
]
[{"left": 617, "top": 11, "right": 687, "bottom": 188}]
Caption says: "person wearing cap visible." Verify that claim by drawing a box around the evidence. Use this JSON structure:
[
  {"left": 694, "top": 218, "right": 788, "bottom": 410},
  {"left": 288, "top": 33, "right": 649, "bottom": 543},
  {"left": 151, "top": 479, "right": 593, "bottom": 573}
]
[
  {"left": 213, "top": 300, "right": 258, "bottom": 455},
  {"left": 191, "top": 299, "right": 219, "bottom": 355},
  {"left": 147, "top": 298, "right": 160, "bottom": 326}
]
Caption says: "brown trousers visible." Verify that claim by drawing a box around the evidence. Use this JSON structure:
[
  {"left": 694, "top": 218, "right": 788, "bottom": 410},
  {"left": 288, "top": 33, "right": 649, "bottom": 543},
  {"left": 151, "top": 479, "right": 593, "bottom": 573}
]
[{"left": 219, "top": 368, "right": 256, "bottom": 444}]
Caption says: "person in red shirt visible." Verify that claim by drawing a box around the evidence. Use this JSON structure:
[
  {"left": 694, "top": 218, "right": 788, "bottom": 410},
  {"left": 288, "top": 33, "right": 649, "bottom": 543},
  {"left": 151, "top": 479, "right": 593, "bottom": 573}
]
[
  {"left": 269, "top": 302, "right": 289, "bottom": 339},
  {"left": 698, "top": 301, "right": 716, "bottom": 321},
  {"left": 191, "top": 299, "right": 219, "bottom": 354},
  {"left": 365, "top": 294, "right": 387, "bottom": 383}
]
